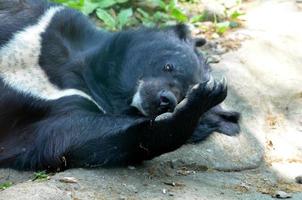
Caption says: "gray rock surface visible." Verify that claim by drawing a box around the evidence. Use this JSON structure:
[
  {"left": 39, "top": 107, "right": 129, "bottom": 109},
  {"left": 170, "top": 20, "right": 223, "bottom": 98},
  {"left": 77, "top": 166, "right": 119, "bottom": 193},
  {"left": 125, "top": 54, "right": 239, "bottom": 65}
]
[
  {"left": 202, "top": 0, "right": 227, "bottom": 21},
  {"left": 152, "top": 0, "right": 302, "bottom": 174},
  {"left": 0, "top": 182, "right": 71, "bottom": 200},
  {"left": 1, "top": 0, "right": 302, "bottom": 199}
]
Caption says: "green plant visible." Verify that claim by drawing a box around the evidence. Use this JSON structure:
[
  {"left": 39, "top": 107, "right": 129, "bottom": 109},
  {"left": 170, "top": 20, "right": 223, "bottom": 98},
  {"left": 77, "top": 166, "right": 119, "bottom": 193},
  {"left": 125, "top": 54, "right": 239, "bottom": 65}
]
[
  {"left": 51, "top": 0, "right": 244, "bottom": 34},
  {"left": 51, "top": 0, "right": 206, "bottom": 30},
  {"left": 213, "top": 1, "right": 244, "bottom": 35},
  {"left": 0, "top": 182, "right": 13, "bottom": 190},
  {"left": 32, "top": 171, "right": 49, "bottom": 181}
]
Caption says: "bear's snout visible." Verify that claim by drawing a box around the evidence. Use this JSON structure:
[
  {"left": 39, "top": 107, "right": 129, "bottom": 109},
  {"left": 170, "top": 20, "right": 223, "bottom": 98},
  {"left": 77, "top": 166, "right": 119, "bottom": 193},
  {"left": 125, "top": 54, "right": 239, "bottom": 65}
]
[{"left": 158, "top": 90, "right": 177, "bottom": 113}]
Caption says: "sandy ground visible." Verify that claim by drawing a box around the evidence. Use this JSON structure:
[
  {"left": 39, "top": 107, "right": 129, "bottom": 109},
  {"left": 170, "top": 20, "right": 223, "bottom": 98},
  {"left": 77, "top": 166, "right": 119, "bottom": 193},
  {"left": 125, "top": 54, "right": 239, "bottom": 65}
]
[
  {"left": 1, "top": 165, "right": 302, "bottom": 200},
  {"left": 1, "top": 0, "right": 302, "bottom": 199}
]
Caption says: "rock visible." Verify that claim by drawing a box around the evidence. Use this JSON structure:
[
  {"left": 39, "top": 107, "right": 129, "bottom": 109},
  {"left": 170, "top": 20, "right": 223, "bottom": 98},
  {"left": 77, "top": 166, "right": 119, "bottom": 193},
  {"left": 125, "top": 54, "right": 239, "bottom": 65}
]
[
  {"left": 273, "top": 191, "right": 292, "bottom": 199},
  {"left": 153, "top": 0, "right": 302, "bottom": 173},
  {"left": 127, "top": 166, "right": 136, "bottom": 170},
  {"left": 124, "top": 184, "right": 138, "bottom": 193},
  {"left": 205, "top": 40, "right": 218, "bottom": 48},
  {"left": 295, "top": 176, "right": 302, "bottom": 184},
  {"left": 152, "top": 131, "right": 263, "bottom": 171},
  {"left": 218, "top": 0, "right": 302, "bottom": 174},
  {"left": 59, "top": 177, "right": 78, "bottom": 184},
  {"left": 214, "top": 44, "right": 226, "bottom": 54},
  {"left": 223, "top": 0, "right": 238, "bottom": 9},
  {"left": 211, "top": 33, "right": 220, "bottom": 39},
  {"left": 207, "top": 55, "right": 221, "bottom": 64},
  {"left": 202, "top": 0, "right": 226, "bottom": 21},
  {"left": 0, "top": 182, "right": 71, "bottom": 200},
  {"left": 163, "top": 181, "right": 176, "bottom": 187},
  {"left": 119, "top": 196, "right": 127, "bottom": 200}
]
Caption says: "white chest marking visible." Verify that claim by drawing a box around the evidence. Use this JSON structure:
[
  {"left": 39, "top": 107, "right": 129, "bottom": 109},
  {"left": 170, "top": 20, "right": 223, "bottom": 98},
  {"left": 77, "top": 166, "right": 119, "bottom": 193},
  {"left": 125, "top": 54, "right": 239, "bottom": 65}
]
[
  {"left": 0, "top": 6, "right": 105, "bottom": 113},
  {"left": 131, "top": 81, "right": 148, "bottom": 116}
]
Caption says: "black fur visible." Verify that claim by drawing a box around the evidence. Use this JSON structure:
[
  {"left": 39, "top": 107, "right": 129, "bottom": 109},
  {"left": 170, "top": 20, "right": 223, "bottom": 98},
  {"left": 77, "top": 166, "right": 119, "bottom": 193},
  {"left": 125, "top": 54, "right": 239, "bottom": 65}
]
[{"left": 0, "top": 0, "right": 240, "bottom": 171}]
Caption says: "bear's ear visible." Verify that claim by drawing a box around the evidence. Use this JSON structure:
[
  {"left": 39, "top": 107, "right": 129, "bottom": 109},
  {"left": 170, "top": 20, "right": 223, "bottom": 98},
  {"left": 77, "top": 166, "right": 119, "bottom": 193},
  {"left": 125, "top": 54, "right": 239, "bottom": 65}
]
[
  {"left": 194, "top": 38, "right": 207, "bottom": 47},
  {"left": 165, "top": 24, "right": 191, "bottom": 40},
  {"left": 165, "top": 24, "right": 207, "bottom": 47},
  {"left": 173, "top": 24, "right": 190, "bottom": 40}
]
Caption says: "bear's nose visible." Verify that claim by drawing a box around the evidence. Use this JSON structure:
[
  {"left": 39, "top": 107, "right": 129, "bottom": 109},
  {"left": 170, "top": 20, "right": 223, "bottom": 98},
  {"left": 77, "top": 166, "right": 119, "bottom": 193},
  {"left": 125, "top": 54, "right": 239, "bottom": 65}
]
[{"left": 158, "top": 90, "right": 177, "bottom": 113}]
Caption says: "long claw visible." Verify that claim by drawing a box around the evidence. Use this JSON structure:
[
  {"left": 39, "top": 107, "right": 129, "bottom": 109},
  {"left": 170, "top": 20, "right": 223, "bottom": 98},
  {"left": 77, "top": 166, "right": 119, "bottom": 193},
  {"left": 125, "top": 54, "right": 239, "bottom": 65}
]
[
  {"left": 205, "top": 75, "right": 215, "bottom": 90},
  {"left": 220, "top": 77, "right": 227, "bottom": 89}
]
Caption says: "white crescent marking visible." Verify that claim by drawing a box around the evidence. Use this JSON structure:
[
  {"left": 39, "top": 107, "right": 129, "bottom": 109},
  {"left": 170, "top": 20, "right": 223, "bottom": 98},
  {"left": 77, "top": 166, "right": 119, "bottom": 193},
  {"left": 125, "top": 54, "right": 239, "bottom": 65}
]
[{"left": 0, "top": 6, "right": 106, "bottom": 113}]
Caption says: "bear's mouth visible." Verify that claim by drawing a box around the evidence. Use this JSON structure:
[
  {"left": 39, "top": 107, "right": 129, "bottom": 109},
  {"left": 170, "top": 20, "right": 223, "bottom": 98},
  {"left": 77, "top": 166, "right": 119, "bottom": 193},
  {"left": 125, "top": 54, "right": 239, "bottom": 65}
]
[
  {"left": 130, "top": 79, "right": 183, "bottom": 117},
  {"left": 131, "top": 89, "right": 179, "bottom": 117}
]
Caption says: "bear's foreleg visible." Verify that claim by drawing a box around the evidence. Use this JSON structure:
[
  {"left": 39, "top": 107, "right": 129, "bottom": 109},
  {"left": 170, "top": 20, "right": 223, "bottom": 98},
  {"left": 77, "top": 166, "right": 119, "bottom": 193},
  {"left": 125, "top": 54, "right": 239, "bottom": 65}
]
[{"left": 11, "top": 77, "right": 227, "bottom": 170}]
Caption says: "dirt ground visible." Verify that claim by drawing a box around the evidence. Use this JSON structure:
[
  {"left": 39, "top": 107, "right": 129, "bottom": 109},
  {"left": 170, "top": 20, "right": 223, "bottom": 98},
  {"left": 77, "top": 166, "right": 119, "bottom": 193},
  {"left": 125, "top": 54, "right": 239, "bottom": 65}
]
[
  {"left": 1, "top": 0, "right": 302, "bottom": 199},
  {"left": 1, "top": 164, "right": 302, "bottom": 200}
]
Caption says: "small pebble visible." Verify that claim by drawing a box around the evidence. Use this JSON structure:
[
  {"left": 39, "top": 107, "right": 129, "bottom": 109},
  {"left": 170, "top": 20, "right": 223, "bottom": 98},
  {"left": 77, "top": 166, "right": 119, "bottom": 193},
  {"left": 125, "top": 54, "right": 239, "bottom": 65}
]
[
  {"left": 215, "top": 45, "right": 226, "bottom": 54},
  {"left": 127, "top": 166, "right": 136, "bottom": 170},
  {"left": 163, "top": 182, "right": 176, "bottom": 187},
  {"left": 206, "top": 40, "right": 218, "bottom": 48},
  {"left": 211, "top": 33, "right": 220, "bottom": 39},
  {"left": 207, "top": 55, "right": 221, "bottom": 64},
  {"left": 273, "top": 191, "right": 292, "bottom": 199},
  {"left": 240, "top": 183, "right": 250, "bottom": 191},
  {"left": 59, "top": 177, "right": 78, "bottom": 184},
  {"left": 169, "top": 192, "right": 174, "bottom": 196},
  {"left": 224, "top": 0, "right": 237, "bottom": 9},
  {"left": 119, "top": 196, "right": 127, "bottom": 200},
  {"left": 162, "top": 188, "right": 167, "bottom": 194}
]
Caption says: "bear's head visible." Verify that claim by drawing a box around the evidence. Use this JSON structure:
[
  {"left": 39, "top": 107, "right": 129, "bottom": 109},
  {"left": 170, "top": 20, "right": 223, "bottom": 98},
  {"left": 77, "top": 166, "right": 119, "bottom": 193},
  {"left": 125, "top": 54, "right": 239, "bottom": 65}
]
[
  {"left": 86, "top": 24, "right": 209, "bottom": 117},
  {"left": 120, "top": 24, "right": 208, "bottom": 117}
]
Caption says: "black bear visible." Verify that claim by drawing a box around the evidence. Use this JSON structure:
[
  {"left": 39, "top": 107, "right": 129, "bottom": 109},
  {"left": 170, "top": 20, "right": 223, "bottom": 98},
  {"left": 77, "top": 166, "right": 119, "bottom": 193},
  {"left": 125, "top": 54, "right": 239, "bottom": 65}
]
[{"left": 0, "top": 0, "right": 240, "bottom": 171}]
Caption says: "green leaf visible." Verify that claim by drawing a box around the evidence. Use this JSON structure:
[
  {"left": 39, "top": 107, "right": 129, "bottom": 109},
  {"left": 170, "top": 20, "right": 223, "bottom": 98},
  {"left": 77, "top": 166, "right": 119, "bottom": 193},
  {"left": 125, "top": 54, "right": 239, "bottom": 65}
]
[
  {"left": 150, "top": 0, "right": 166, "bottom": 9},
  {"left": 136, "top": 8, "right": 155, "bottom": 27},
  {"left": 166, "top": 0, "right": 181, "bottom": 12},
  {"left": 142, "top": 20, "right": 156, "bottom": 27},
  {"left": 216, "top": 21, "right": 230, "bottom": 34},
  {"left": 98, "top": 0, "right": 117, "bottom": 9},
  {"left": 117, "top": 8, "right": 133, "bottom": 28},
  {"left": 82, "top": 0, "right": 99, "bottom": 15},
  {"left": 66, "top": 0, "right": 84, "bottom": 10},
  {"left": 171, "top": 8, "right": 188, "bottom": 22},
  {"left": 137, "top": 8, "right": 150, "bottom": 18},
  {"left": 116, "top": 0, "right": 129, "bottom": 3},
  {"left": 52, "top": 0, "right": 70, "bottom": 3},
  {"left": 0, "top": 182, "right": 13, "bottom": 190},
  {"left": 32, "top": 171, "right": 49, "bottom": 181},
  {"left": 190, "top": 14, "right": 204, "bottom": 23},
  {"left": 96, "top": 8, "right": 116, "bottom": 29},
  {"left": 230, "top": 10, "right": 244, "bottom": 20},
  {"left": 153, "top": 11, "right": 170, "bottom": 22}
]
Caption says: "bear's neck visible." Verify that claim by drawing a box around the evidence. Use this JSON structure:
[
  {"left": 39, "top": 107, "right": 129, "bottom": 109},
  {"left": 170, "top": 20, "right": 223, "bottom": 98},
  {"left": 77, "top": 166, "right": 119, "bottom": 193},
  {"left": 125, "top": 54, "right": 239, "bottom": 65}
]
[{"left": 80, "top": 34, "right": 135, "bottom": 114}]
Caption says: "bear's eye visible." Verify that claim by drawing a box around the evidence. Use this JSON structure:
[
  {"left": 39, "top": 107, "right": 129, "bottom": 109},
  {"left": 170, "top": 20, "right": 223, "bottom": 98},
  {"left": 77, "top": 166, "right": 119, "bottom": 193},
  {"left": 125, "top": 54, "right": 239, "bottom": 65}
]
[{"left": 163, "top": 64, "right": 174, "bottom": 72}]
